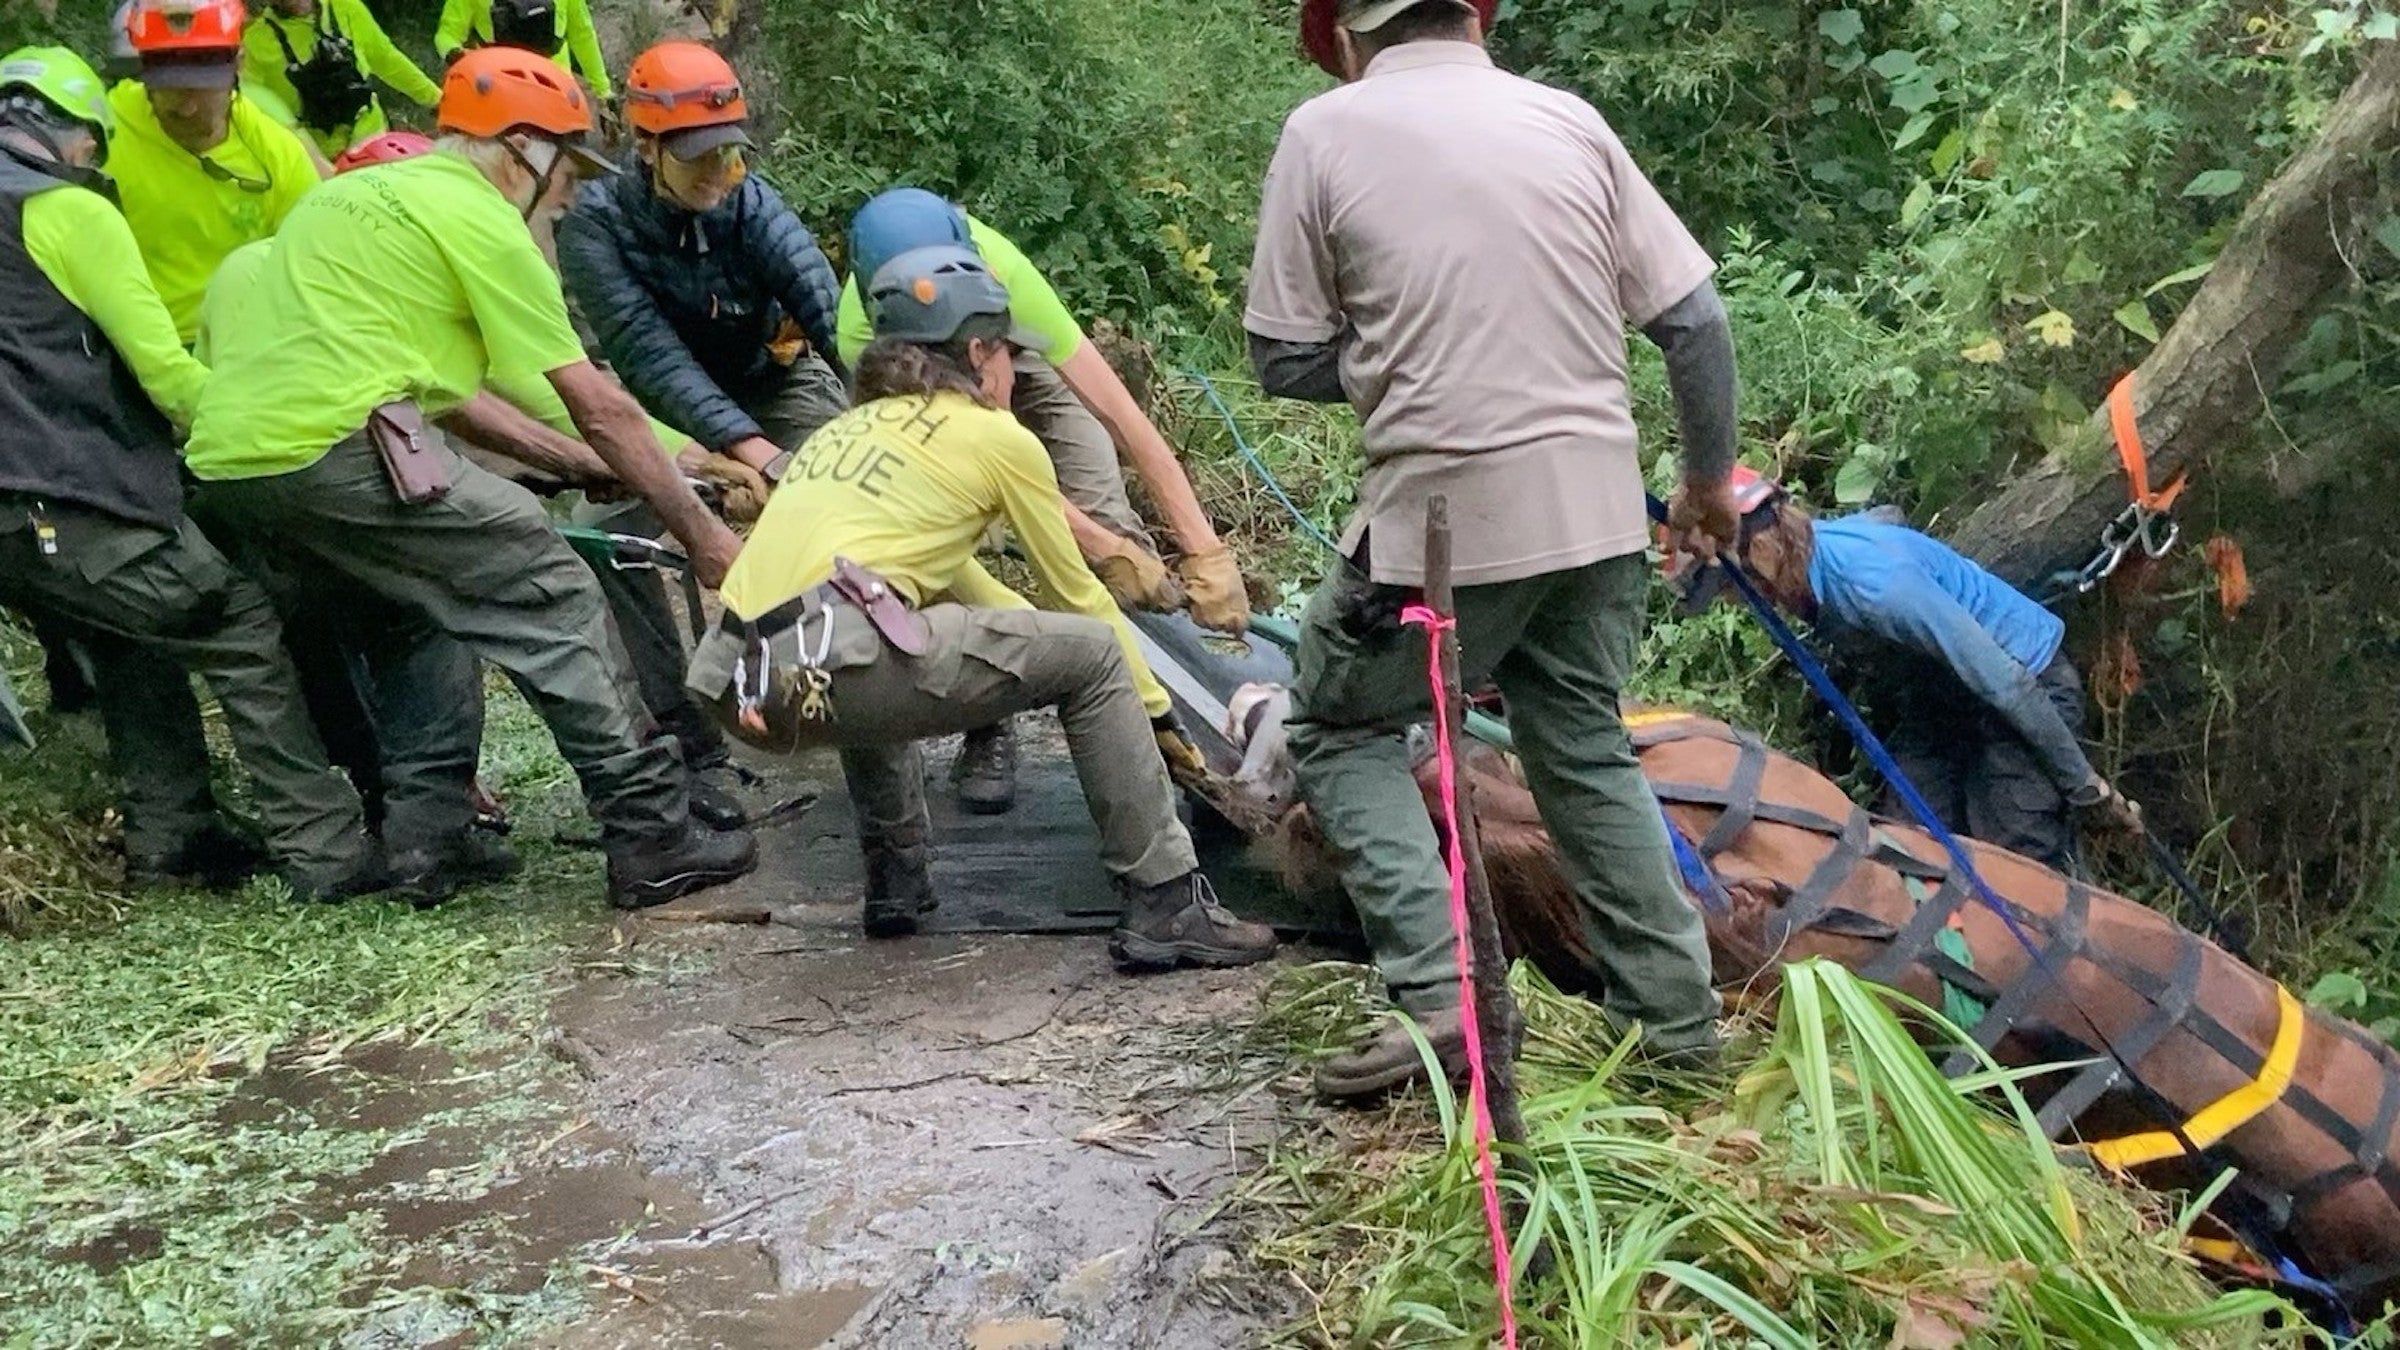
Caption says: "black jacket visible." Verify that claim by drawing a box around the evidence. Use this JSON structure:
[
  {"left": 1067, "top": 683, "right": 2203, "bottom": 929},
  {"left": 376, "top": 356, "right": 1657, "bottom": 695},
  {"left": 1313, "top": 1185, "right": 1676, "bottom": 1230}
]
[{"left": 555, "top": 158, "right": 844, "bottom": 453}]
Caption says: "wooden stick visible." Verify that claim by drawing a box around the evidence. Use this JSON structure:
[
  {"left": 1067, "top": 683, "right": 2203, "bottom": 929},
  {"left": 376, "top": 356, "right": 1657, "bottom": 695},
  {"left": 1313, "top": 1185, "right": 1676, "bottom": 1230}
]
[{"left": 1422, "top": 495, "right": 1529, "bottom": 1149}]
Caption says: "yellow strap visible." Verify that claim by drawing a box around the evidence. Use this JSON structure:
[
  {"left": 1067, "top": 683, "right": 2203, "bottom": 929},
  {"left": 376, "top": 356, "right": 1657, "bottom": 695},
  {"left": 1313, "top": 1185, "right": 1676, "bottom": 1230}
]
[
  {"left": 2088, "top": 985, "right": 2305, "bottom": 1171},
  {"left": 1623, "top": 708, "right": 1693, "bottom": 729}
]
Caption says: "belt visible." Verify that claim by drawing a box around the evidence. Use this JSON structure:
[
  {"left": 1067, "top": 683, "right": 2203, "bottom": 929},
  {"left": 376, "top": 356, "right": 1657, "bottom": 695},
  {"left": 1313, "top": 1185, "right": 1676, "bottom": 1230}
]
[{"left": 721, "top": 557, "right": 928, "bottom": 657}]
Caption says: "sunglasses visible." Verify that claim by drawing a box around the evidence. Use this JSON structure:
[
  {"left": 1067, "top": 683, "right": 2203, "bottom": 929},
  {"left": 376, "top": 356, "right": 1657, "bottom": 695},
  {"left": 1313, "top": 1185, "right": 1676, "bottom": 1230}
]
[
  {"left": 198, "top": 153, "right": 269, "bottom": 194},
  {"left": 630, "top": 81, "right": 742, "bottom": 111}
]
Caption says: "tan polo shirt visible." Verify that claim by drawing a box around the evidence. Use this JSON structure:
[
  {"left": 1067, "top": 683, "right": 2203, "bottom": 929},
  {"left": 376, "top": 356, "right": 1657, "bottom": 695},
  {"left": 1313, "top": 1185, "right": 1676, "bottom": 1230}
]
[{"left": 1245, "top": 41, "right": 1714, "bottom": 586}]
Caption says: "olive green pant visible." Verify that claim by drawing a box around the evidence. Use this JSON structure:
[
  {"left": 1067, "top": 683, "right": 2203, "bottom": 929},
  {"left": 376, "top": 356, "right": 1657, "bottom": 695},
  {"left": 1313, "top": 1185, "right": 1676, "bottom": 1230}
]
[
  {"left": 687, "top": 600, "right": 1193, "bottom": 885},
  {"left": 0, "top": 499, "right": 370, "bottom": 880},
  {"left": 193, "top": 431, "right": 691, "bottom": 847},
  {"left": 735, "top": 353, "right": 850, "bottom": 452},
  {"left": 1287, "top": 552, "right": 1719, "bottom": 1049},
  {"left": 1012, "top": 353, "right": 1155, "bottom": 553}
]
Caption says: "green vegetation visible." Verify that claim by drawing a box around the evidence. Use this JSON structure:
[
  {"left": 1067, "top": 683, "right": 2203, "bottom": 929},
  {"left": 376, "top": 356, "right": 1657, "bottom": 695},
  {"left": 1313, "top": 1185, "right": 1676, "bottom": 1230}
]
[{"left": 1240, "top": 960, "right": 2314, "bottom": 1347}]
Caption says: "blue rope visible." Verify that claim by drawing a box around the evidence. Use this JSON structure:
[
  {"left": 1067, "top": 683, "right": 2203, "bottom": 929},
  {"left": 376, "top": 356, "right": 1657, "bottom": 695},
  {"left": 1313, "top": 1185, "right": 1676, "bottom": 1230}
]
[{"left": 1178, "top": 367, "right": 1347, "bottom": 558}]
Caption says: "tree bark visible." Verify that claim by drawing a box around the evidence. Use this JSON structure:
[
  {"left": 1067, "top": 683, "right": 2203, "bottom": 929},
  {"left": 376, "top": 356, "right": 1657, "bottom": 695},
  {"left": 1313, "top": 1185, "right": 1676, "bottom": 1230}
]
[{"left": 1944, "top": 43, "right": 2400, "bottom": 585}]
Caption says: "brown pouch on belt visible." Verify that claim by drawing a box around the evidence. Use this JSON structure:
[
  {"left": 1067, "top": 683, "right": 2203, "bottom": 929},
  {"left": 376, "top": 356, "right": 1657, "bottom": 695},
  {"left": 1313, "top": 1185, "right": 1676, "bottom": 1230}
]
[
  {"left": 827, "top": 556, "right": 930, "bottom": 656},
  {"left": 366, "top": 401, "right": 450, "bottom": 505}
]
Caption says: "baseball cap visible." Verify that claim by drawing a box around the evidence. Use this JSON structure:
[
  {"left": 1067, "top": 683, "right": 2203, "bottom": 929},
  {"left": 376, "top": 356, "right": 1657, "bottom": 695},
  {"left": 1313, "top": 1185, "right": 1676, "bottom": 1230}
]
[
  {"left": 1335, "top": 0, "right": 1472, "bottom": 32},
  {"left": 138, "top": 51, "right": 237, "bottom": 88},
  {"left": 660, "top": 120, "right": 750, "bottom": 162}
]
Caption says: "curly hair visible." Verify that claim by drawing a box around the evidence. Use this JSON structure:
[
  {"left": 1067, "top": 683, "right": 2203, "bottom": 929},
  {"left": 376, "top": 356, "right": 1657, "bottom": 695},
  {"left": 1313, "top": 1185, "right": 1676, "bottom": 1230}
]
[{"left": 852, "top": 335, "right": 997, "bottom": 408}]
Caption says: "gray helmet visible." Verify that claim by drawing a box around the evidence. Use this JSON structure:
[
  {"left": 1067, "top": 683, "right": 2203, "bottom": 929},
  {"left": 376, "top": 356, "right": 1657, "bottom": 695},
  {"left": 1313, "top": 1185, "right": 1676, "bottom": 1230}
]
[{"left": 867, "top": 244, "right": 1029, "bottom": 347}]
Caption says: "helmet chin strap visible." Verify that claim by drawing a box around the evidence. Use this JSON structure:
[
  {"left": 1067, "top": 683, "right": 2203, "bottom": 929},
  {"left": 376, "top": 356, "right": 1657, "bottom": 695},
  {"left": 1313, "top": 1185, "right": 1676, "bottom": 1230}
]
[{"left": 500, "top": 133, "right": 562, "bottom": 223}]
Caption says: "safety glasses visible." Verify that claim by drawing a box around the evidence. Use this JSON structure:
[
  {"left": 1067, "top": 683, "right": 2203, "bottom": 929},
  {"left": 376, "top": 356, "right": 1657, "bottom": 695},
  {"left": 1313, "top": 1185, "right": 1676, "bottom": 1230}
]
[
  {"left": 197, "top": 153, "right": 269, "bottom": 194},
  {"left": 629, "top": 81, "right": 742, "bottom": 112}
]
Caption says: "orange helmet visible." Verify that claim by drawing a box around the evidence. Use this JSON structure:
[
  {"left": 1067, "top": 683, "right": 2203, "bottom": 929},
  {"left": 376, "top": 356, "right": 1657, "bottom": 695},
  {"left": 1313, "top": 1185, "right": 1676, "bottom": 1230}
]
[
  {"left": 624, "top": 42, "right": 750, "bottom": 157},
  {"left": 125, "top": 0, "right": 245, "bottom": 57},
  {"left": 438, "top": 47, "right": 613, "bottom": 171},
  {"left": 333, "top": 130, "right": 432, "bottom": 173}
]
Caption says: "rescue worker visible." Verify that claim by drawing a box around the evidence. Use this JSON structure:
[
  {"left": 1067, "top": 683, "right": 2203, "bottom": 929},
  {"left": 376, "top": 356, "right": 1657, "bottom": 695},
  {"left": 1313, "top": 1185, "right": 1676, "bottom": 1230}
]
[
  {"left": 1707, "top": 471, "right": 2146, "bottom": 873},
  {"left": 239, "top": 0, "right": 441, "bottom": 157},
  {"left": 183, "top": 47, "right": 755, "bottom": 910},
  {"left": 839, "top": 187, "right": 1252, "bottom": 813},
  {"left": 555, "top": 41, "right": 845, "bottom": 821},
  {"left": 0, "top": 46, "right": 379, "bottom": 897},
  {"left": 436, "top": 0, "right": 612, "bottom": 102},
  {"left": 107, "top": 0, "right": 336, "bottom": 176},
  {"left": 114, "top": 0, "right": 321, "bottom": 343},
  {"left": 688, "top": 244, "right": 1277, "bottom": 969},
  {"left": 1247, "top": 0, "right": 1732, "bottom": 1099}
]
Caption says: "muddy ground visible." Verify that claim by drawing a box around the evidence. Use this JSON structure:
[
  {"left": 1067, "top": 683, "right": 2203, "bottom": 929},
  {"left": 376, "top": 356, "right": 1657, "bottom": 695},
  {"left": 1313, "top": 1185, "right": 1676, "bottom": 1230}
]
[{"left": 292, "top": 719, "right": 1335, "bottom": 1349}]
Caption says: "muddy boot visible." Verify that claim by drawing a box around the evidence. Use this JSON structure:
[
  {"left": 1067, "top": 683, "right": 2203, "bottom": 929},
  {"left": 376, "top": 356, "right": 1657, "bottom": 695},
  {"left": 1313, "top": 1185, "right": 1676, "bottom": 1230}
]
[
  {"left": 389, "top": 832, "right": 523, "bottom": 910},
  {"left": 951, "top": 720, "right": 1018, "bottom": 816},
  {"left": 279, "top": 847, "right": 393, "bottom": 905},
  {"left": 688, "top": 761, "right": 751, "bottom": 832},
  {"left": 1314, "top": 1006, "right": 1469, "bottom": 1103},
  {"left": 1109, "top": 872, "right": 1278, "bottom": 972},
  {"left": 127, "top": 820, "right": 268, "bottom": 891},
  {"left": 606, "top": 823, "right": 758, "bottom": 910},
  {"left": 860, "top": 837, "right": 937, "bottom": 939}
]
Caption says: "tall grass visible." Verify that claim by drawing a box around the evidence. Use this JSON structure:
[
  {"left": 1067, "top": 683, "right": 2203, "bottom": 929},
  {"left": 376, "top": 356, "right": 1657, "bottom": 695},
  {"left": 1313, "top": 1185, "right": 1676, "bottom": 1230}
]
[{"left": 1241, "top": 961, "right": 2313, "bottom": 1347}]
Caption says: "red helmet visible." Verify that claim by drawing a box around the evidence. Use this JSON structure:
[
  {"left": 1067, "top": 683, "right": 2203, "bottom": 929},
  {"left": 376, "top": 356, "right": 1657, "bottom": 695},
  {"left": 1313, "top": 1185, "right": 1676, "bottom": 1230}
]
[
  {"left": 333, "top": 130, "right": 432, "bottom": 174},
  {"left": 1298, "top": 0, "right": 1497, "bottom": 80},
  {"left": 125, "top": 0, "right": 245, "bottom": 57}
]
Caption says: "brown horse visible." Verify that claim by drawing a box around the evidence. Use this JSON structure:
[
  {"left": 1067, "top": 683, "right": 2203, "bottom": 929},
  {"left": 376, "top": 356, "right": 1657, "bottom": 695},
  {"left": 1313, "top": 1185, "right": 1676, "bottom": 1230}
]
[{"left": 1228, "top": 700, "right": 2400, "bottom": 1318}]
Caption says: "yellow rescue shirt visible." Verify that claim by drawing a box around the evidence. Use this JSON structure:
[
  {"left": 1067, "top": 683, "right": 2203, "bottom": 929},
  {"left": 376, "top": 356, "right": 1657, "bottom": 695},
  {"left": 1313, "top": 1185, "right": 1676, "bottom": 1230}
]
[
  {"left": 106, "top": 82, "right": 320, "bottom": 343},
  {"left": 21, "top": 184, "right": 209, "bottom": 426},
  {"left": 722, "top": 391, "right": 1170, "bottom": 716}
]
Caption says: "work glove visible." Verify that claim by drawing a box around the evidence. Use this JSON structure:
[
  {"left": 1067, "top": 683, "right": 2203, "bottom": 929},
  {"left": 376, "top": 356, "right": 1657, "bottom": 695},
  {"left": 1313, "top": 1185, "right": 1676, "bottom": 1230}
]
[
  {"left": 1666, "top": 477, "right": 1741, "bottom": 563},
  {"left": 1153, "top": 713, "right": 1208, "bottom": 781},
  {"left": 1176, "top": 544, "right": 1251, "bottom": 635},
  {"left": 689, "top": 455, "right": 771, "bottom": 526},
  {"left": 2076, "top": 778, "right": 2146, "bottom": 836},
  {"left": 1092, "top": 535, "right": 1184, "bottom": 612}
]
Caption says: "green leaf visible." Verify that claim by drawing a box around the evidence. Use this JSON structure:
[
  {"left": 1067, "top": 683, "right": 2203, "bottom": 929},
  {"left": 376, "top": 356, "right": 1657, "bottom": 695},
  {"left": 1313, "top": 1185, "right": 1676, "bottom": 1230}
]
[
  {"left": 1894, "top": 110, "right": 1937, "bottom": 150},
  {"left": 2307, "top": 970, "right": 2371, "bottom": 1012},
  {"left": 1868, "top": 48, "right": 1921, "bottom": 79},
  {"left": 1929, "top": 127, "right": 1968, "bottom": 175},
  {"left": 2368, "top": 10, "right": 2400, "bottom": 40},
  {"left": 2113, "top": 299, "right": 2160, "bottom": 343},
  {"left": 1900, "top": 180, "right": 1934, "bottom": 227},
  {"left": 2145, "top": 259, "right": 2215, "bottom": 295},
  {"left": 2376, "top": 214, "right": 2400, "bottom": 262},
  {"left": 1833, "top": 453, "right": 1885, "bottom": 505},
  {"left": 1890, "top": 71, "right": 1942, "bottom": 113},
  {"left": 2181, "top": 168, "right": 2244, "bottom": 199},
  {"left": 1817, "top": 8, "right": 1864, "bottom": 45}
]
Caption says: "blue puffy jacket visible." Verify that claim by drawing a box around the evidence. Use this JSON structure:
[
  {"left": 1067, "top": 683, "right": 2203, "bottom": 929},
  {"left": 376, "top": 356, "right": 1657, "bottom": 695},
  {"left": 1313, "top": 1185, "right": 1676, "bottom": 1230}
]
[{"left": 556, "top": 157, "right": 844, "bottom": 454}]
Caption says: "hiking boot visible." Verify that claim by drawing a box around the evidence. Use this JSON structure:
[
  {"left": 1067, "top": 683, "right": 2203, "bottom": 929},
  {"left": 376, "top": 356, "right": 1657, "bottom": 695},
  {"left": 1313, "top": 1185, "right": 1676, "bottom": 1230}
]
[
  {"left": 861, "top": 839, "right": 937, "bottom": 939},
  {"left": 951, "top": 721, "right": 1018, "bottom": 816},
  {"left": 278, "top": 848, "right": 393, "bottom": 905},
  {"left": 126, "top": 820, "right": 268, "bottom": 891},
  {"left": 688, "top": 764, "right": 751, "bottom": 832},
  {"left": 388, "top": 833, "right": 523, "bottom": 910},
  {"left": 606, "top": 823, "right": 758, "bottom": 910},
  {"left": 1109, "top": 872, "right": 1278, "bottom": 972},
  {"left": 1314, "top": 1006, "right": 1470, "bottom": 1103}
]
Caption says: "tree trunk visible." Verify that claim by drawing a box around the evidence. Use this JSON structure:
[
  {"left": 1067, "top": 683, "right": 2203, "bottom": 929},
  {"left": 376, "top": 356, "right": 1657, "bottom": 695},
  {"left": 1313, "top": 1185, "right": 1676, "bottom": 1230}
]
[{"left": 1944, "top": 43, "right": 2400, "bottom": 585}]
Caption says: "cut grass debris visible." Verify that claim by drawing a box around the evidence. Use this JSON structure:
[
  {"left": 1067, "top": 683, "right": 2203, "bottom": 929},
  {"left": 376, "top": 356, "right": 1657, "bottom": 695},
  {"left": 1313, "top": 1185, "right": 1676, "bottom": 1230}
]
[{"left": 1237, "top": 960, "right": 2320, "bottom": 1348}]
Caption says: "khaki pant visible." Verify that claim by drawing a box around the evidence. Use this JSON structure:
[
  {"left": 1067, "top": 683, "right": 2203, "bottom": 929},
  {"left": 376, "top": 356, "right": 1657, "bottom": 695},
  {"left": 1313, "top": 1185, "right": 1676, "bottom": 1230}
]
[
  {"left": 737, "top": 353, "right": 851, "bottom": 452},
  {"left": 0, "top": 498, "right": 371, "bottom": 880},
  {"left": 194, "top": 431, "right": 692, "bottom": 847},
  {"left": 1287, "top": 551, "right": 1719, "bottom": 1050},
  {"left": 687, "top": 599, "right": 1193, "bottom": 885},
  {"left": 1011, "top": 353, "right": 1155, "bottom": 553}
]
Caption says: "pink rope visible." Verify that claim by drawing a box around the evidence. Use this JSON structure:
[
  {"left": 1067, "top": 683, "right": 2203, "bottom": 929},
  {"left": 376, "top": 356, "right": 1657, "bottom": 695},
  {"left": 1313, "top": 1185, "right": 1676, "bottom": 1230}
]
[{"left": 1400, "top": 602, "right": 1520, "bottom": 1349}]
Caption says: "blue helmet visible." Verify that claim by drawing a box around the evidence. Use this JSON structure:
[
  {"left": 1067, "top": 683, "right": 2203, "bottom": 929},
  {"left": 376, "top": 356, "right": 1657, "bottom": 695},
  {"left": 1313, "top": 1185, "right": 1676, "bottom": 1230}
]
[{"left": 849, "top": 187, "right": 971, "bottom": 299}]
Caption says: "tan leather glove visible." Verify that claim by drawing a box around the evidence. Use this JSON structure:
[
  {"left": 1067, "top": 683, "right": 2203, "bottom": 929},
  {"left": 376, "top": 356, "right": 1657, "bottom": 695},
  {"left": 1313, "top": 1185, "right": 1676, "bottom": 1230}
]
[
  {"left": 1176, "top": 544, "right": 1250, "bottom": 635},
  {"left": 690, "top": 454, "right": 771, "bottom": 526},
  {"left": 1091, "top": 536, "right": 1184, "bottom": 612},
  {"left": 1153, "top": 713, "right": 1207, "bottom": 781}
]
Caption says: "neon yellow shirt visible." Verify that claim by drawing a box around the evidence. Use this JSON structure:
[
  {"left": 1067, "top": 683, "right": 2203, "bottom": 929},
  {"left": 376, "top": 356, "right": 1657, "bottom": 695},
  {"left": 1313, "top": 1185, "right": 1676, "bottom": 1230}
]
[
  {"left": 106, "top": 82, "right": 320, "bottom": 343},
  {"left": 434, "top": 0, "right": 613, "bottom": 98},
  {"left": 21, "top": 183, "right": 210, "bottom": 428},
  {"left": 185, "top": 152, "right": 588, "bottom": 480},
  {"left": 241, "top": 0, "right": 442, "bottom": 156},
  {"left": 835, "top": 214, "right": 1084, "bottom": 369},
  {"left": 721, "top": 391, "right": 1169, "bottom": 716},
  {"left": 199, "top": 236, "right": 695, "bottom": 455}
]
